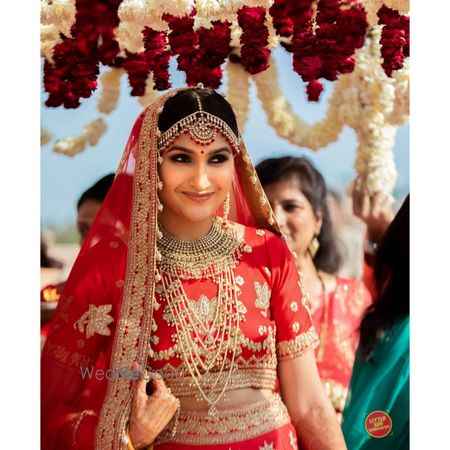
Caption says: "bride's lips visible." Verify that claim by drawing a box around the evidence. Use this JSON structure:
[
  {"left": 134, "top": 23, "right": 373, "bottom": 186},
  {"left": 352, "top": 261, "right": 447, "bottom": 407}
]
[{"left": 182, "top": 191, "right": 214, "bottom": 202}]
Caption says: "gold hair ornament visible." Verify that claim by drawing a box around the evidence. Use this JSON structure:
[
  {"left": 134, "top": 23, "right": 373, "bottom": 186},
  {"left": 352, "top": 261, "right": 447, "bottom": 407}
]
[{"left": 157, "top": 91, "right": 241, "bottom": 155}]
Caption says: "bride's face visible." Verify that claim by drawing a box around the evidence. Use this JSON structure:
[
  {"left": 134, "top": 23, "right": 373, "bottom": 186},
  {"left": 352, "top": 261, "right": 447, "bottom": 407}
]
[{"left": 158, "top": 132, "right": 234, "bottom": 224}]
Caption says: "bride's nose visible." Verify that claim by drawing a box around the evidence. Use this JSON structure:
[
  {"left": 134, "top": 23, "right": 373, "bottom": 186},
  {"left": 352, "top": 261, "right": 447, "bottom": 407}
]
[{"left": 189, "top": 163, "right": 210, "bottom": 191}]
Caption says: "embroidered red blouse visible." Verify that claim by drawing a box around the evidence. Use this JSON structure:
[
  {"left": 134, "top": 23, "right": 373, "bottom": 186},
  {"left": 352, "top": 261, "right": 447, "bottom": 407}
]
[{"left": 42, "top": 225, "right": 319, "bottom": 449}]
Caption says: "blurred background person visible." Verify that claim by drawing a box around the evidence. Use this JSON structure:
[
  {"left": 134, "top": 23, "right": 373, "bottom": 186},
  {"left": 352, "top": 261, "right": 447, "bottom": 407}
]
[
  {"left": 76, "top": 173, "right": 115, "bottom": 245},
  {"left": 41, "top": 173, "right": 115, "bottom": 346},
  {"left": 256, "top": 156, "right": 371, "bottom": 418},
  {"left": 352, "top": 177, "right": 395, "bottom": 297},
  {"left": 342, "top": 195, "right": 409, "bottom": 449},
  {"left": 327, "top": 189, "right": 365, "bottom": 280}
]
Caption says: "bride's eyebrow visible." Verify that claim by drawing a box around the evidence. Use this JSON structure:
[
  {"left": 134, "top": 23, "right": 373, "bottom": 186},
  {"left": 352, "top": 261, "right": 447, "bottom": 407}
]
[{"left": 166, "top": 146, "right": 232, "bottom": 155}]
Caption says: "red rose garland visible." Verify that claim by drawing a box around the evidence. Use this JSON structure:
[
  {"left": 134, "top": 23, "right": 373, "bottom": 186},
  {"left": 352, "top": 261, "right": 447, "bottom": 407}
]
[
  {"left": 164, "top": 13, "right": 198, "bottom": 78},
  {"left": 192, "top": 21, "right": 232, "bottom": 88},
  {"left": 237, "top": 6, "right": 270, "bottom": 75},
  {"left": 290, "top": 0, "right": 367, "bottom": 101},
  {"left": 269, "top": 0, "right": 294, "bottom": 38},
  {"left": 44, "top": 0, "right": 121, "bottom": 108},
  {"left": 163, "top": 14, "right": 231, "bottom": 88},
  {"left": 42, "top": 0, "right": 408, "bottom": 107},
  {"left": 122, "top": 52, "right": 150, "bottom": 97},
  {"left": 377, "top": 5, "right": 409, "bottom": 77},
  {"left": 142, "top": 27, "right": 171, "bottom": 91}
]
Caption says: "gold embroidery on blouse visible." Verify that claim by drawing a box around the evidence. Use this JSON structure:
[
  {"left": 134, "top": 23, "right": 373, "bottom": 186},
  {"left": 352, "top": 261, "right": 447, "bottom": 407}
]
[
  {"left": 290, "top": 301, "right": 299, "bottom": 312},
  {"left": 74, "top": 304, "right": 114, "bottom": 338},
  {"left": 254, "top": 281, "right": 271, "bottom": 309},
  {"left": 156, "top": 393, "right": 290, "bottom": 445},
  {"left": 256, "top": 229, "right": 266, "bottom": 236},
  {"left": 259, "top": 442, "right": 274, "bottom": 450},
  {"left": 277, "top": 326, "right": 319, "bottom": 359},
  {"left": 165, "top": 368, "right": 277, "bottom": 397},
  {"left": 292, "top": 322, "right": 300, "bottom": 333}
]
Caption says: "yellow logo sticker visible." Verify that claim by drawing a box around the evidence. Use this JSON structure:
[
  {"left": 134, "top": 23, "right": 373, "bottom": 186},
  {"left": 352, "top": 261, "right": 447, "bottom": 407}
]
[{"left": 365, "top": 410, "right": 393, "bottom": 438}]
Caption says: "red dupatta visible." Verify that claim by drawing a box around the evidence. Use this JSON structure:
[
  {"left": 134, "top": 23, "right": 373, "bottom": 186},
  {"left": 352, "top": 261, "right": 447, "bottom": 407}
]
[{"left": 41, "top": 88, "right": 281, "bottom": 449}]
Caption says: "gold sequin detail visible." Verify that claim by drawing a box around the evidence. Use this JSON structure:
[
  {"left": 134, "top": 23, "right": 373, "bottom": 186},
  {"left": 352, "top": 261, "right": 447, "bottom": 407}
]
[
  {"left": 256, "top": 229, "right": 266, "bottom": 236},
  {"left": 156, "top": 393, "right": 290, "bottom": 445},
  {"left": 73, "top": 304, "right": 114, "bottom": 339},
  {"left": 254, "top": 281, "right": 271, "bottom": 309},
  {"left": 292, "top": 322, "right": 300, "bottom": 333},
  {"left": 290, "top": 301, "right": 299, "bottom": 312},
  {"left": 277, "top": 326, "right": 319, "bottom": 359}
]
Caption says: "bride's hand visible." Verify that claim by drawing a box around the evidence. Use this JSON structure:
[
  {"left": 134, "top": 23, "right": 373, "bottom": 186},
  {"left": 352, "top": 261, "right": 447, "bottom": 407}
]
[{"left": 128, "top": 362, "right": 179, "bottom": 449}]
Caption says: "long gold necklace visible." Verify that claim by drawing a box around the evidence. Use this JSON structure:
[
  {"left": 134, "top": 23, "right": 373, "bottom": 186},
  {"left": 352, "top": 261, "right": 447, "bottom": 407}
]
[{"left": 156, "top": 217, "right": 247, "bottom": 416}]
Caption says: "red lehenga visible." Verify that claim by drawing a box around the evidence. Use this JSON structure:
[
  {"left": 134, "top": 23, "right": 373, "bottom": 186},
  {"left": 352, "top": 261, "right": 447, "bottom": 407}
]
[
  {"left": 307, "top": 276, "right": 371, "bottom": 413},
  {"left": 41, "top": 90, "right": 319, "bottom": 450}
]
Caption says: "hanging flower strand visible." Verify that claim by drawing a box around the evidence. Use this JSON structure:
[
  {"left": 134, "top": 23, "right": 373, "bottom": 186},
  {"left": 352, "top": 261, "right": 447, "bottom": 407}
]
[
  {"left": 53, "top": 118, "right": 107, "bottom": 157},
  {"left": 237, "top": 6, "right": 271, "bottom": 74},
  {"left": 377, "top": 4, "right": 409, "bottom": 77}
]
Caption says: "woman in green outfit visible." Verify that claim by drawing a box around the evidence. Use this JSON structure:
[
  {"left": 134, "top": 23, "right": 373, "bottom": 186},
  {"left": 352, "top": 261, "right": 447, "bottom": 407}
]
[{"left": 342, "top": 195, "right": 409, "bottom": 449}]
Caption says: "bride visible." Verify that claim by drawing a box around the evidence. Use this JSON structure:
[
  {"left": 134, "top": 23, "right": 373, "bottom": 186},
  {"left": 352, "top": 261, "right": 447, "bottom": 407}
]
[{"left": 41, "top": 86, "right": 347, "bottom": 450}]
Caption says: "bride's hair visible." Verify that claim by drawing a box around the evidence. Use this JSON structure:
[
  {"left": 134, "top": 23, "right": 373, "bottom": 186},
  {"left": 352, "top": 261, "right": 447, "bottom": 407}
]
[{"left": 158, "top": 87, "right": 239, "bottom": 138}]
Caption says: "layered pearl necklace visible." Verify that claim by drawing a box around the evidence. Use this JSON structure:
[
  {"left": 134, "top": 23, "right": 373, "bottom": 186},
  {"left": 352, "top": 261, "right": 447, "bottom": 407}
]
[{"left": 156, "top": 217, "right": 247, "bottom": 416}]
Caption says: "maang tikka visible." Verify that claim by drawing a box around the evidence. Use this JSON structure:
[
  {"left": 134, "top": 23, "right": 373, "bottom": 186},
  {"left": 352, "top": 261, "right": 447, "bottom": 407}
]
[{"left": 156, "top": 90, "right": 241, "bottom": 155}]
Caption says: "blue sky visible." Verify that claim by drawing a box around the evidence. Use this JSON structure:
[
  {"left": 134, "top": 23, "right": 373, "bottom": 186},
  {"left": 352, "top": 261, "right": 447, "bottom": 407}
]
[{"left": 41, "top": 47, "right": 409, "bottom": 227}]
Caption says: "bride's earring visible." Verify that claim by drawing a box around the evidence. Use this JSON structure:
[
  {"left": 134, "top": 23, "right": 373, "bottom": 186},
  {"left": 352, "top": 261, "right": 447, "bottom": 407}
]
[{"left": 222, "top": 193, "right": 230, "bottom": 229}]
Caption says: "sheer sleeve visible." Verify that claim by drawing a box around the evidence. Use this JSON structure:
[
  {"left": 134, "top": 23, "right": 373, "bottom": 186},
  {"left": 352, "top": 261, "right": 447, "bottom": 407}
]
[
  {"left": 266, "top": 232, "right": 319, "bottom": 360},
  {"left": 41, "top": 238, "right": 126, "bottom": 450}
]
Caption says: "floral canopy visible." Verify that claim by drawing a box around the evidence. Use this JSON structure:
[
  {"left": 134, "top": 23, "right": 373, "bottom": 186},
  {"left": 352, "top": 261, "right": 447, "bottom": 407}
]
[{"left": 41, "top": 0, "right": 409, "bottom": 196}]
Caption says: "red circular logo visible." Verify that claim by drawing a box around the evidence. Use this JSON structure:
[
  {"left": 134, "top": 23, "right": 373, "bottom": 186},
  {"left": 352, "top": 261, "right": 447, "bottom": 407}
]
[{"left": 364, "top": 410, "right": 392, "bottom": 438}]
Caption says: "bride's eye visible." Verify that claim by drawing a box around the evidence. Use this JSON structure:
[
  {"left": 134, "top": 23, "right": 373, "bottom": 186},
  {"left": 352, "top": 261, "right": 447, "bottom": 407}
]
[
  {"left": 170, "top": 154, "right": 191, "bottom": 163},
  {"left": 209, "top": 154, "right": 229, "bottom": 164}
]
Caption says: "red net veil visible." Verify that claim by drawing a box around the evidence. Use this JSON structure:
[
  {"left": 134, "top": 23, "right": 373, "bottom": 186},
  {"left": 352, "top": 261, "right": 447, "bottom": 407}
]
[{"left": 41, "top": 88, "right": 280, "bottom": 449}]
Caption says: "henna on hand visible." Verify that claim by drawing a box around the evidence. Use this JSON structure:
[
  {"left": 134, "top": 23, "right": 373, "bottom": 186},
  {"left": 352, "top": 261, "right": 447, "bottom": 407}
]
[{"left": 128, "top": 363, "right": 179, "bottom": 449}]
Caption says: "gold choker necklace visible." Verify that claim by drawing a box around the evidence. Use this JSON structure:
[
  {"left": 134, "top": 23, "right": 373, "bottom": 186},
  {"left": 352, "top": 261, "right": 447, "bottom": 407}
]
[{"left": 157, "top": 217, "right": 245, "bottom": 280}]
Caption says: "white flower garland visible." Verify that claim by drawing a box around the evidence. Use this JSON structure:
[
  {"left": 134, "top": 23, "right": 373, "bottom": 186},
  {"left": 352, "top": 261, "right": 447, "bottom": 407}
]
[
  {"left": 41, "top": 24, "right": 62, "bottom": 62},
  {"left": 138, "top": 74, "right": 161, "bottom": 107},
  {"left": 251, "top": 57, "right": 345, "bottom": 150},
  {"left": 41, "top": 127, "right": 52, "bottom": 146},
  {"left": 225, "top": 61, "right": 251, "bottom": 132},
  {"left": 40, "top": 0, "right": 76, "bottom": 37},
  {"left": 97, "top": 68, "right": 125, "bottom": 114},
  {"left": 362, "top": 0, "right": 409, "bottom": 26},
  {"left": 345, "top": 26, "right": 405, "bottom": 195},
  {"left": 387, "top": 58, "right": 409, "bottom": 126},
  {"left": 53, "top": 118, "right": 107, "bottom": 157}
]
